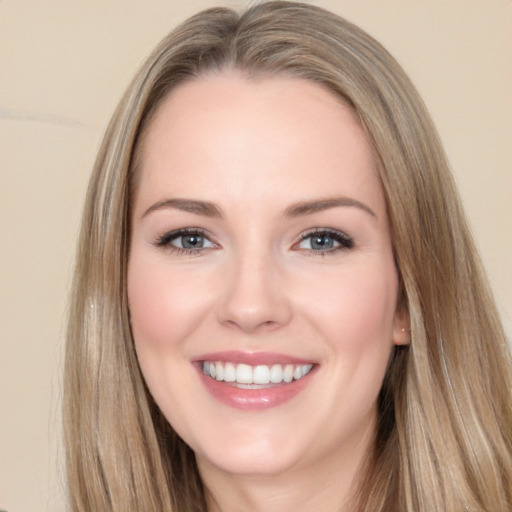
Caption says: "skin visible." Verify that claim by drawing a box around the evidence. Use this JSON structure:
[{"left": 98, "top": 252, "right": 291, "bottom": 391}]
[{"left": 128, "top": 72, "right": 409, "bottom": 512}]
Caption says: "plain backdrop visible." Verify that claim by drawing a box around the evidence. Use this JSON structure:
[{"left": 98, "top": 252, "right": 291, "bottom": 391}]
[{"left": 0, "top": 1, "right": 510, "bottom": 511}]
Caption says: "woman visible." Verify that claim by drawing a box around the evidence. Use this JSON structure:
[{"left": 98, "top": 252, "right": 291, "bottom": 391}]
[{"left": 63, "top": 2, "right": 512, "bottom": 510}]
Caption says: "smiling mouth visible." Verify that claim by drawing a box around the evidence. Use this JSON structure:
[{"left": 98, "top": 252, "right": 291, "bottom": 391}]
[{"left": 202, "top": 361, "right": 314, "bottom": 387}]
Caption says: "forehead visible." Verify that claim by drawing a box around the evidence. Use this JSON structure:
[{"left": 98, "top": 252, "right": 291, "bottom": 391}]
[{"left": 134, "top": 72, "right": 384, "bottom": 219}]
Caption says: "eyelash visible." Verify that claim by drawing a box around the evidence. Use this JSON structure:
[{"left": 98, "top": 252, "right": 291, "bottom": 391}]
[
  {"left": 297, "top": 228, "right": 354, "bottom": 256},
  {"left": 153, "top": 228, "right": 214, "bottom": 256},
  {"left": 153, "top": 228, "right": 354, "bottom": 256}
]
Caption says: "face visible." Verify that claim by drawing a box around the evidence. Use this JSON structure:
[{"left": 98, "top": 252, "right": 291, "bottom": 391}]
[{"left": 128, "top": 73, "right": 408, "bottom": 480}]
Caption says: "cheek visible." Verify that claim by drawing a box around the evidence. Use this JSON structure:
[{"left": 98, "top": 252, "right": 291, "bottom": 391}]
[
  {"left": 126, "top": 254, "right": 209, "bottom": 426},
  {"left": 321, "top": 264, "right": 399, "bottom": 405},
  {"left": 127, "top": 254, "right": 209, "bottom": 352},
  {"left": 127, "top": 259, "right": 178, "bottom": 405},
  {"left": 128, "top": 269, "right": 176, "bottom": 352},
  {"left": 304, "top": 261, "right": 399, "bottom": 360},
  {"left": 344, "top": 272, "right": 397, "bottom": 335}
]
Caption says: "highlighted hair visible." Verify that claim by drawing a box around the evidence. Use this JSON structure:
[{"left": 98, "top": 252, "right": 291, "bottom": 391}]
[{"left": 64, "top": 2, "right": 512, "bottom": 510}]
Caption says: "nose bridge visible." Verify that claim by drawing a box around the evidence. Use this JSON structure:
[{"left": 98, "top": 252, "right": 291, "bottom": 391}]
[{"left": 217, "top": 241, "right": 291, "bottom": 333}]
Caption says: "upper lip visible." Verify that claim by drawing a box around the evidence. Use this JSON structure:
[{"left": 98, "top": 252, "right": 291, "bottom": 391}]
[{"left": 192, "top": 350, "right": 315, "bottom": 366}]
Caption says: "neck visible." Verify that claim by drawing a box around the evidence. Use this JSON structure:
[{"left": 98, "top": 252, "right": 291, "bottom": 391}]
[{"left": 197, "top": 421, "right": 374, "bottom": 512}]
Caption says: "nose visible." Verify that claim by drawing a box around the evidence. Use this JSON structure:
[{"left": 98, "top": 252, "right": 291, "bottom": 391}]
[{"left": 216, "top": 249, "right": 292, "bottom": 334}]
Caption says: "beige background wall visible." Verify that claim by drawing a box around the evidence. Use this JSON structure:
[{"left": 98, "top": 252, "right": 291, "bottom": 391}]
[{"left": 1, "top": 1, "right": 510, "bottom": 511}]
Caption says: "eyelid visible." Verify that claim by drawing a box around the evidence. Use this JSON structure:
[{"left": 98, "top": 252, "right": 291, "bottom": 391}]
[
  {"left": 294, "top": 228, "right": 354, "bottom": 254},
  {"left": 152, "top": 227, "right": 353, "bottom": 256},
  {"left": 153, "top": 227, "right": 219, "bottom": 254}
]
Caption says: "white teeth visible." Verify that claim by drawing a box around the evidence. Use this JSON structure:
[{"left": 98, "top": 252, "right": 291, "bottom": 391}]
[
  {"left": 253, "top": 365, "right": 270, "bottom": 384},
  {"left": 302, "top": 363, "right": 313, "bottom": 375},
  {"left": 283, "top": 364, "right": 294, "bottom": 383},
  {"left": 202, "top": 361, "right": 313, "bottom": 385},
  {"left": 270, "top": 364, "right": 283, "bottom": 383},
  {"left": 236, "top": 363, "right": 253, "bottom": 384},
  {"left": 224, "top": 362, "right": 236, "bottom": 382},
  {"left": 215, "top": 362, "right": 224, "bottom": 381}
]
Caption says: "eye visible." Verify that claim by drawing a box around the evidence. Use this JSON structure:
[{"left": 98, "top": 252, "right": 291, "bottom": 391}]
[
  {"left": 154, "top": 228, "right": 217, "bottom": 253},
  {"left": 297, "top": 229, "right": 353, "bottom": 253}
]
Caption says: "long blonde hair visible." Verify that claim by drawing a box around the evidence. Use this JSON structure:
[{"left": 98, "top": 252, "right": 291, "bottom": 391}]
[{"left": 64, "top": 2, "right": 512, "bottom": 510}]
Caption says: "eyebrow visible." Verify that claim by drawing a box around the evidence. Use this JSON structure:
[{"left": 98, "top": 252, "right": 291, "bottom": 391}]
[
  {"left": 142, "top": 198, "right": 223, "bottom": 219},
  {"left": 141, "top": 196, "right": 377, "bottom": 220},
  {"left": 283, "top": 197, "right": 377, "bottom": 219}
]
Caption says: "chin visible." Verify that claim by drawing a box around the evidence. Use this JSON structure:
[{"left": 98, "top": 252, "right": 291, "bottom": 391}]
[{"left": 195, "top": 441, "right": 301, "bottom": 478}]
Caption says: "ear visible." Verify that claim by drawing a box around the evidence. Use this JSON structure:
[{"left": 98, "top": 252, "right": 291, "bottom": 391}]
[{"left": 392, "top": 305, "right": 410, "bottom": 346}]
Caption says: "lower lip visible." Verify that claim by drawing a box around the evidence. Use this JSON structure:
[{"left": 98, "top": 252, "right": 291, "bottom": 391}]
[{"left": 196, "top": 366, "right": 315, "bottom": 410}]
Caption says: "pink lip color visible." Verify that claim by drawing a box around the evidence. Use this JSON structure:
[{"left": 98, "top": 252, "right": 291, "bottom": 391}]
[
  {"left": 192, "top": 350, "right": 312, "bottom": 366},
  {"left": 193, "top": 352, "right": 316, "bottom": 410}
]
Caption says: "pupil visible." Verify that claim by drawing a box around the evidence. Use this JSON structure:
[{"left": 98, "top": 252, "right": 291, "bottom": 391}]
[
  {"left": 312, "top": 235, "right": 333, "bottom": 250},
  {"left": 182, "top": 234, "right": 203, "bottom": 248}
]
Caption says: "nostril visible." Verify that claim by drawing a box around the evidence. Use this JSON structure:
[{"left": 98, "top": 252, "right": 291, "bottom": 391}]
[
  {"left": 215, "top": 267, "right": 293, "bottom": 332},
  {"left": 223, "top": 318, "right": 278, "bottom": 332}
]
